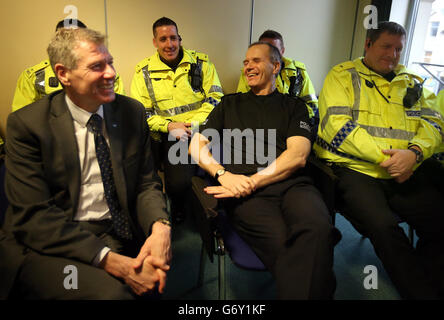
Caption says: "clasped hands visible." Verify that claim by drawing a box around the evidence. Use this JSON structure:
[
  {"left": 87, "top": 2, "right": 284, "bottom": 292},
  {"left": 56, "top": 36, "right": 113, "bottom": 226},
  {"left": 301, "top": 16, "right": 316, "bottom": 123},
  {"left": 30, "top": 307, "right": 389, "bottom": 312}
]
[
  {"left": 204, "top": 171, "right": 257, "bottom": 199},
  {"left": 380, "top": 148, "right": 417, "bottom": 183},
  {"left": 101, "top": 221, "right": 171, "bottom": 296}
]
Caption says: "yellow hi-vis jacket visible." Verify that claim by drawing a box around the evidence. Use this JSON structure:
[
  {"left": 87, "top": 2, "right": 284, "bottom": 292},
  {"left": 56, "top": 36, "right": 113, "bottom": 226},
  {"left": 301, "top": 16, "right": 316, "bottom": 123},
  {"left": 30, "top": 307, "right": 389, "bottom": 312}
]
[
  {"left": 236, "top": 56, "right": 318, "bottom": 118},
  {"left": 11, "top": 59, "right": 125, "bottom": 112},
  {"left": 432, "top": 89, "right": 444, "bottom": 163},
  {"left": 130, "top": 48, "right": 223, "bottom": 135},
  {"left": 314, "top": 58, "right": 444, "bottom": 179}
]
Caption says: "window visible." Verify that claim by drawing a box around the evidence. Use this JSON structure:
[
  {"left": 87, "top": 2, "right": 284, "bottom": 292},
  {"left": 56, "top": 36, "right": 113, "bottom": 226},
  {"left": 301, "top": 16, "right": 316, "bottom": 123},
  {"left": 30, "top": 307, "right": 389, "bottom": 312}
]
[
  {"left": 430, "top": 21, "right": 440, "bottom": 36},
  {"left": 403, "top": 0, "right": 444, "bottom": 94}
]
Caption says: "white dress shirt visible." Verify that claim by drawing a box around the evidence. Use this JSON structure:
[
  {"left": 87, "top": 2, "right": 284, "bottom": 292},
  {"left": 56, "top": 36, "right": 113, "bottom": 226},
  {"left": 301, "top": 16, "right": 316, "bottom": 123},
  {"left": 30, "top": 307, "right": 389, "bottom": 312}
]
[{"left": 65, "top": 95, "right": 111, "bottom": 265}]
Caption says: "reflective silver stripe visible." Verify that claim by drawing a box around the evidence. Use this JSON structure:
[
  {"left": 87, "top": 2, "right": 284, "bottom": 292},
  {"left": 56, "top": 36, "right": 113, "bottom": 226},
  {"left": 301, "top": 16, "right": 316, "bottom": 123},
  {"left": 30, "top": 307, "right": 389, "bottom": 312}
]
[
  {"left": 300, "top": 94, "right": 317, "bottom": 102},
  {"left": 320, "top": 106, "right": 353, "bottom": 131},
  {"left": 154, "top": 99, "right": 204, "bottom": 117},
  {"left": 422, "top": 107, "right": 444, "bottom": 120},
  {"left": 347, "top": 68, "right": 361, "bottom": 121},
  {"left": 34, "top": 69, "right": 46, "bottom": 95},
  {"left": 360, "top": 125, "right": 415, "bottom": 141},
  {"left": 209, "top": 85, "right": 223, "bottom": 94},
  {"left": 141, "top": 66, "right": 158, "bottom": 110},
  {"left": 154, "top": 96, "right": 220, "bottom": 117}
]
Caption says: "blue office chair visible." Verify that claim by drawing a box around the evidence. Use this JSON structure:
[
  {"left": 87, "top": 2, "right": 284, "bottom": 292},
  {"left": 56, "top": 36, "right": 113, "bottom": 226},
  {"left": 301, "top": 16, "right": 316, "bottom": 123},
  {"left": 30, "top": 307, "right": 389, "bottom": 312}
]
[
  {"left": 190, "top": 154, "right": 342, "bottom": 300},
  {"left": 190, "top": 175, "right": 266, "bottom": 300}
]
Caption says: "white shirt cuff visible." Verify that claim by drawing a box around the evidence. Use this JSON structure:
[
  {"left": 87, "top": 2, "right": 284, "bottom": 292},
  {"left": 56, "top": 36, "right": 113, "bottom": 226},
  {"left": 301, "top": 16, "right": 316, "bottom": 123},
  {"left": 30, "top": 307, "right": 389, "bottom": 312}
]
[{"left": 92, "top": 247, "right": 111, "bottom": 267}]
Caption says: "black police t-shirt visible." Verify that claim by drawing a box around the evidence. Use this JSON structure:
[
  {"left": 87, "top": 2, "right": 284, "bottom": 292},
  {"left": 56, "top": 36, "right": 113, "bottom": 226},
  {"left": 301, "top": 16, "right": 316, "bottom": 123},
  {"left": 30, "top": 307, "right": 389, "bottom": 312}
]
[{"left": 199, "top": 90, "right": 312, "bottom": 175}]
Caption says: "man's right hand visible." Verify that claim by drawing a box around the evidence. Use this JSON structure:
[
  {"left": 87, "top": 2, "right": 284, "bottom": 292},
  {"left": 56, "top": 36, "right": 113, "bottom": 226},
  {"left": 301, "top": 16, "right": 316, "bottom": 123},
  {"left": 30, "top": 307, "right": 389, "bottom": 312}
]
[
  {"left": 167, "top": 122, "right": 192, "bottom": 140},
  {"left": 100, "top": 251, "right": 163, "bottom": 296},
  {"left": 217, "top": 171, "right": 256, "bottom": 198}
]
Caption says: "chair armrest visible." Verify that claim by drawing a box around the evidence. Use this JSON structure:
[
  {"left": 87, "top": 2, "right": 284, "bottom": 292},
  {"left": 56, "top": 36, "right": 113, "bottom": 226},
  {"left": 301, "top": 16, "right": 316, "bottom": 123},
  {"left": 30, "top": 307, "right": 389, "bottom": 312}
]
[
  {"left": 307, "top": 153, "right": 338, "bottom": 182},
  {"left": 306, "top": 153, "right": 338, "bottom": 217},
  {"left": 191, "top": 176, "right": 218, "bottom": 218}
]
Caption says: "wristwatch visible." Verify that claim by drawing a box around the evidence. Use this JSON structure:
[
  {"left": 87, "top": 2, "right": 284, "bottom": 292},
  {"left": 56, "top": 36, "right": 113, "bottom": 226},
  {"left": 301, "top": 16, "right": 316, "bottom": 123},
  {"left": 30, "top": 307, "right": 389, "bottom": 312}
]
[
  {"left": 408, "top": 146, "right": 423, "bottom": 163},
  {"left": 214, "top": 168, "right": 226, "bottom": 180}
]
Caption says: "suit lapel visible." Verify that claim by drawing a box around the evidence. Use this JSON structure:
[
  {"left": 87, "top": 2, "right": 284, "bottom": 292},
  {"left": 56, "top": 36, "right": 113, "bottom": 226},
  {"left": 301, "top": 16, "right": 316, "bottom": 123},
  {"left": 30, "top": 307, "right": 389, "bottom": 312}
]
[
  {"left": 103, "top": 101, "right": 129, "bottom": 213},
  {"left": 49, "top": 93, "right": 81, "bottom": 215}
]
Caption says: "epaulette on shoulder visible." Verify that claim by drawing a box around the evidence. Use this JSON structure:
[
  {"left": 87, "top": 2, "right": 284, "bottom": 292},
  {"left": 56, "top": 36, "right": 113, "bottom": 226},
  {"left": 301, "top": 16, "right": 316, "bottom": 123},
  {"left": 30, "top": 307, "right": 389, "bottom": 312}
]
[
  {"left": 332, "top": 61, "right": 355, "bottom": 72},
  {"left": 24, "top": 59, "right": 51, "bottom": 78},
  {"left": 190, "top": 50, "right": 209, "bottom": 62},
  {"left": 404, "top": 70, "right": 423, "bottom": 82},
  {"left": 292, "top": 60, "right": 306, "bottom": 70},
  {"left": 135, "top": 57, "right": 151, "bottom": 72}
]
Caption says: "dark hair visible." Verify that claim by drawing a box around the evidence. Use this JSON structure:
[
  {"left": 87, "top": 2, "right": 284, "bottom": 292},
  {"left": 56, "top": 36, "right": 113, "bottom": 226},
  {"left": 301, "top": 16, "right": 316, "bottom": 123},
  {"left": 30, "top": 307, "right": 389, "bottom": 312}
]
[
  {"left": 249, "top": 41, "right": 282, "bottom": 68},
  {"left": 152, "top": 17, "right": 178, "bottom": 36},
  {"left": 258, "top": 30, "right": 284, "bottom": 47},
  {"left": 55, "top": 19, "right": 87, "bottom": 31},
  {"left": 367, "top": 21, "right": 406, "bottom": 43}
]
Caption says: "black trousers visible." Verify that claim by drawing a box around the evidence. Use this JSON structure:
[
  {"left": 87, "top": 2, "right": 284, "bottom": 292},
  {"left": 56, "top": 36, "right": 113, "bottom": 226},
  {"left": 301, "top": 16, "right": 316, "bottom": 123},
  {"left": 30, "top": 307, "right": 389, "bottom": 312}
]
[
  {"left": 334, "top": 164, "right": 444, "bottom": 299},
  {"left": 9, "top": 220, "right": 156, "bottom": 300},
  {"left": 151, "top": 135, "right": 196, "bottom": 216},
  {"left": 224, "top": 176, "right": 338, "bottom": 299}
]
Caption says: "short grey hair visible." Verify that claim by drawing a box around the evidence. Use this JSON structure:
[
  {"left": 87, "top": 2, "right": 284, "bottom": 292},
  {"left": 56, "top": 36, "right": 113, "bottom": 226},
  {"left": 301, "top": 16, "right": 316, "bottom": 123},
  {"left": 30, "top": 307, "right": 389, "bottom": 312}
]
[
  {"left": 47, "top": 28, "right": 105, "bottom": 72},
  {"left": 248, "top": 41, "right": 282, "bottom": 68}
]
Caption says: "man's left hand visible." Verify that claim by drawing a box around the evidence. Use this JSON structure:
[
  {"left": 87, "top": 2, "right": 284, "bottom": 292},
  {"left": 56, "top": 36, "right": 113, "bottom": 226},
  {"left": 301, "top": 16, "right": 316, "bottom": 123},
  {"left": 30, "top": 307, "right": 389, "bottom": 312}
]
[
  {"left": 133, "top": 221, "right": 172, "bottom": 272},
  {"left": 204, "top": 185, "right": 236, "bottom": 198}
]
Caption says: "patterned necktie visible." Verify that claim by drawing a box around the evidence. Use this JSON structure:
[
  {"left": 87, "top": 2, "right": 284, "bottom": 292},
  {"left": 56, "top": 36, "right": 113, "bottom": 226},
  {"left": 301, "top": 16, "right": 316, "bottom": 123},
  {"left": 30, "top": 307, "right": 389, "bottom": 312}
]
[{"left": 88, "top": 114, "right": 132, "bottom": 240}]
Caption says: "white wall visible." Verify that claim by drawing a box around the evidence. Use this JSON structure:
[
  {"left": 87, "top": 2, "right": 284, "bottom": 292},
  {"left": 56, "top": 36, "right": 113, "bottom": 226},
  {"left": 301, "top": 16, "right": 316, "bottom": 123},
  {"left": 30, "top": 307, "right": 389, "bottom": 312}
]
[
  {"left": 106, "top": 0, "right": 251, "bottom": 97},
  {"left": 252, "top": 0, "right": 357, "bottom": 92}
]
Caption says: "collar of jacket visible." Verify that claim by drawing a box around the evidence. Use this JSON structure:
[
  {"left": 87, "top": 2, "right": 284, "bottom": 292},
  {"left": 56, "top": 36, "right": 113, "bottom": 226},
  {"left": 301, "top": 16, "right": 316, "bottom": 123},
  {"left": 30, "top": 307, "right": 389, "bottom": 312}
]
[
  {"left": 148, "top": 47, "right": 196, "bottom": 72},
  {"left": 352, "top": 57, "right": 423, "bottom": 85},
  {"left": 282, "top": 56, "right": 296, "bottom": 70}
]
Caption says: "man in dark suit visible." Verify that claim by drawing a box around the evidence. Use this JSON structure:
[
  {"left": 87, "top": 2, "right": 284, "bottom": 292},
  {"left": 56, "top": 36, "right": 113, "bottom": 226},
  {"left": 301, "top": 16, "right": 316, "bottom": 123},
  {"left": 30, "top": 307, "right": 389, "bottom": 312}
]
[{"left": 0, "top": 27, "right": 171, "bottom": 299}]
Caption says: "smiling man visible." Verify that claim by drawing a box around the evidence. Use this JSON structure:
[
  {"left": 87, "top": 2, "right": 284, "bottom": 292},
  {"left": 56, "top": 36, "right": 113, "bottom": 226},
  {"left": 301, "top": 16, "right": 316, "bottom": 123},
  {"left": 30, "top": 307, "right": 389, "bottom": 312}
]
[
  {"left": 189, "top": 42, "right": 339, "bottom": 299},
  {"left": 11, "top": 19, "right": 125, "bottom": 112},
  {"left": 0, "top": 28, "right": 171, "bottom": 299},
  {"left": 314, "top": 21, "right": 444, "bottom": 299},
  {"left": 131, "top": 17, "right": 223, "bottom": 224},
  {"left": 237, "top": 30, "right": 318, "bottom": 122}
]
